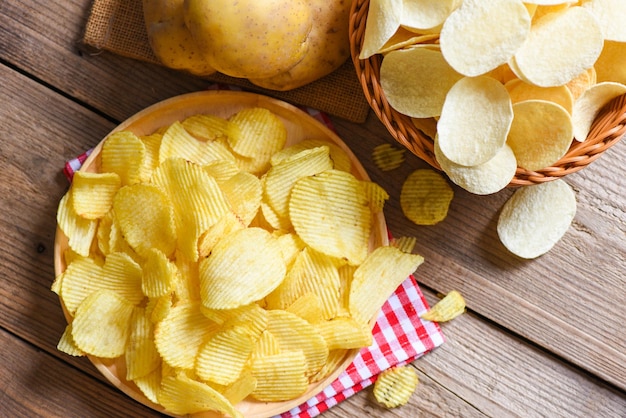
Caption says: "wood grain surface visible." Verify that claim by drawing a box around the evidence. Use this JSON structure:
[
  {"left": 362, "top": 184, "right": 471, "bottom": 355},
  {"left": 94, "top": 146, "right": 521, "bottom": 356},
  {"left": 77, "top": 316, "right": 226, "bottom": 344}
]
[{"left": 1, "top": 1, "right": 624, "bottom": 417}]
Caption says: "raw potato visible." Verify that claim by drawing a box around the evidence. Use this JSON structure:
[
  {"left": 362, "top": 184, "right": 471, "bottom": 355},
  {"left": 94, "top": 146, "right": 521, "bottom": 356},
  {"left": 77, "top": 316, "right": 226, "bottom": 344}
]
[{"left": 142, "top": 0, "right": 215, "bottom": 76}]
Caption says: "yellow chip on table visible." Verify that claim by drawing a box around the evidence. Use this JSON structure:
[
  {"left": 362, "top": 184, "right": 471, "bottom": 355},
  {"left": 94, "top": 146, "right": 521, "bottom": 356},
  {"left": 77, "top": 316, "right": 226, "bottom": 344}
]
[
  {"left": 440, "top": 0, "right": 530, "bottom": 77},
  {"left": 373, "top": 366, "right": 419, "bottom": 408},
  {"left": 372, "top": 143, "right": 405, "bottom": 172},
  {"left": 507, "top": 100, "right": 573, "bottom": 171},
  {"left": 400, "top": 169, "right": 454, "bottom": 225},
  {"left": 420, "top": 290, "right": 466, "bottom": 322},
  {"left": 497, "top": 179, "right": 576, "bottom": 259},
  {"left": 437, "top": 76, "right": 513, "bottom": 166}
]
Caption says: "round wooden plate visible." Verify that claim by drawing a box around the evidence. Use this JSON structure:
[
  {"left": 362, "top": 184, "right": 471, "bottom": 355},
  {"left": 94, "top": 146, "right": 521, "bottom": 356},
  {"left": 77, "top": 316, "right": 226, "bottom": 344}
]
[{"left": 53, "top": 90, "right": 388, "bottom": 417}]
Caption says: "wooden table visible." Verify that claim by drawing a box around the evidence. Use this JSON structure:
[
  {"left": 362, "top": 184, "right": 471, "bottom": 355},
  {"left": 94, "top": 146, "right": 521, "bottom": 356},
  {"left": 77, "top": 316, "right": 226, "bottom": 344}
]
[{"left": 1, "top": 1, "right": 625, "bottom": 417}]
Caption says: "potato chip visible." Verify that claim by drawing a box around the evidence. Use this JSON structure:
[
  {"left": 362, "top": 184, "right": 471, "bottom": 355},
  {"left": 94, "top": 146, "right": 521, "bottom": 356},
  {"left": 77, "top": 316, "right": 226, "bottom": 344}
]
[
  {"left": 227, "top": 107, "right": 287, "bottom": 173},
  {"left": 360, "top": 0, "right": 403, "bottom": 59},
  {"left": 507, "top": 100, "right": 573, "bottom": 171},
  {"left": 199, "top": 227, "right": 286, "bottom": 310},
  {"left": 401, "top": 0, "right": 459, "bottom": 31},
  {"left": 56, "top": 192, "right": 97, "bottom": 257},
  {"left": 565, "top": 67, "right": 597, "bottom": 101},
  {"left": 250, "top": 350, "right": 308, "bottom": 402},
  {"left": 101, "top": 131, "right": 146, "bottom": 186},
  {"left": 594, "top": 40, "right": 626, "bottom": 85},
  {"left": 497, "top": 179, "right": 576, "bottom": 259},
  {"left": 513, "top": 7, "right": 603, "bottom": 87},
  {"left": 410, "top": 117, "right": 438, "bottom": 140},
  {"left": 373, "top": 366, "right": 419, "bottom": 408},
  {"left": 195, "top": 326, "right": 255, "bottom": 385},
  {"left": 142, "top": 248, "right": 176, "bottom": 298},
  {"left": 289, "top": 169, "right": 371, "bottom": 265},
  {"left": 270, "top": 138, "right": 352, "bottom": 172},
  {"left": 197, "top": 211, "right": 245, "bottom": 258},
  {"left": 252, "top": 330, "right": 282, "bottom": 359},
  {"left": 266, "top": 310, "right": 329, "bottom": 376},
  {"left": 146, "top": 294, "right": 172, "bottom": 324},
  {"left": 315, "top": 317, "right": 372, "bottom": 350},
  {"left": 350, "top": 246, "right": 424, "bottom": 324},
  {"left": 400, "top": 169, "right": 454, "bottom": 225},
  {"left": 286, "top": 293, "right": 326, "bottom": 324},
  {"left": 99, "top": 251, "right": 144, "bottom": 305},
  {"left": 372, "top": 143, "right": 406, "bottom": 171},
  {"left": 435, "top": 137, "right": 517, "bottom": 195},
  {"left": 139, "top": 133, "right": 162, "bottom": 182},
  {"left": 362, "top": 180, "right": 390, "bottom": 213},
  {"left": 160, "top": 121, "right": 235, "bottom": 166},
  {"left": 310, "top": 349, "right": 350, "bottom": 383},
  {"left": 420, "top": 290, "right": 466, "bottom": 322},
  {"left": 438, "top": 76, "right": 513, "bottom": 166},
  {"left": 219, "top": 171, "right": 262, "bottom": 226},
  {"left": 154, "top": 301, "right": 219, "bottom": 370},
  {"left": 505, "top": 78, "right": 574, "bottom": 114},
  {"left": 181, "top": 113, "right": 233, "bottom": 141},
  {"left": 70, "top": 172, "right": 121, "bottom": 220},
  {"left": 380, "top": 48, "right": 463, "bottom": 118},
  {"left": 572, "top": 81, "right": 626, "bottom": 142},
  {"left": 113, "top": 183, "right": 177, "bottom": 258},
  {"left": 56, "top": 324, "right": 85, "bottom": 357},
  {"left": 389, "top": 236, "right": 417, "bottom": 254},
  {"left": 221, "top": 370, "right": 257, "bottom": 405},
  {"left": 59, "top": 256, "right": 103, "bottom": 315},
  {"left": 158, "top": 374, "right": 242, "bottom": 417},
  {"left": 202, "top": 159, "right": 240, "bottom": 183},
  {"left": 133, "top": 365, "right": 161, "bottom": 404},
  {"left": 440, "top": 0, "right": 530, "bottom": 76},
  {"left": 125, "top": 307, "right": 161, "bottom": 380},
  {"left": 377, "top": 30, "right": 439, "bottom": 54},
  {"left": 581, "top": 0, "right": 626, "bottom": 42},
  {"left": 171, "top": 252, "right": 202, "bottom": 302},
  {"left": 71, "top": 289, "right": 134, "bottom": 358}
]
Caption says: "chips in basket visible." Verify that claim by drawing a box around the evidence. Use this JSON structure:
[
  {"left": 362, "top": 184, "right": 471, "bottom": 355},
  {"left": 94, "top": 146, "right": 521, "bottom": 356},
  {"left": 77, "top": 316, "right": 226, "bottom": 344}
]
[{"left": 54, "top": 105, "right": 425, "bottom": 416}]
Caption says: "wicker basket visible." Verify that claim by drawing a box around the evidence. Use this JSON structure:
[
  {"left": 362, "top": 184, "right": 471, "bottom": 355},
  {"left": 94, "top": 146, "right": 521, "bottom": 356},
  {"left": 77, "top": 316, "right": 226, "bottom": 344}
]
[{"left": 349, "top": 0, "right": 626, "bottom": 187}]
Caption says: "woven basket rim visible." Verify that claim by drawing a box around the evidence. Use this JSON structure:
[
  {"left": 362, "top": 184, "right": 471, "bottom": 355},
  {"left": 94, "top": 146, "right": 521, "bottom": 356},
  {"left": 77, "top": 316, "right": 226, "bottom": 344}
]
[{"left": 348, "top": 0, "right": 626, "bottom": 187}]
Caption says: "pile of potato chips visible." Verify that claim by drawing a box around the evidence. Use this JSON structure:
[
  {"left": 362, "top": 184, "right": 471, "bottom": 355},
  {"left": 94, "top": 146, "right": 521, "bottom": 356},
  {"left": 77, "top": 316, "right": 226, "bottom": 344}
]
[
  {"left": 362, "top": 0, "right": 626, "bottom": 195},
  {"left": 53, "top": 106, "right": 426, "bottom": 416}
]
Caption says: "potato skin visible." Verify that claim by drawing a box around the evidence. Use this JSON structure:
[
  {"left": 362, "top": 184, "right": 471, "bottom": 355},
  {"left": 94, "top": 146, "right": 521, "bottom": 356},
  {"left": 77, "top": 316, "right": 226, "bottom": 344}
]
[
  {"left": 142, "top": 0, "right": 216, "bottom": 76},
  {"left": 183, "top": 0, "right": 312, "bottom": 79},
  {"left": 249, "top": 0, "right": 351, "bottom": 91}
]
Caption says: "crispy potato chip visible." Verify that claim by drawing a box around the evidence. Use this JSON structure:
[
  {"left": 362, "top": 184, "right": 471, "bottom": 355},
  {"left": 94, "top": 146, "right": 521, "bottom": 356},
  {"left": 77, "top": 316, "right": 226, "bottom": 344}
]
[
  {"left": 154, "top": 301, "right": 219, "bottom": 370},
  {"left": 99, "top": 251, "right": 144, "bottom": 305},
  {"left": 497, "top": 179, "right": 576, "bottom": 259},
  {"left": 360, "top": 0, "right": 403, "bottom": 59},
  {"left": 286, "top": 293, "right": 326, "bottom": 324},
  {"left": 437, "top": 76, "right": 513, "bottom": 166},
  {"left": 72, "top": 289, "right": 134, "bottom": 358},
  {"left": 565, "top": 67, "right": 597, "bottom": 101},
  {"left": 202, "top": 159, "right": 241, "bottom": 183},
  {"left": 420, "top": 290, "right": 466, "bottom": 322},
  {"left": 362, "top": 180, "right": 390, "bottom": 213},
  {"left": 400, "top": 169, "right": 454, "bottom": 225},
  {"left": 389, "top": 236, "right": 417, "bottom": 254},
  {"left": 381, "top": 48, "right": 463, "bottom": 118},
  {"left": 59, "top": 256, "right": 103, "bottom": 316},
  {"left": 513, "top": 7, "right": 603, "bottom": 87},
  {"left": 101, "top": 131, "right": 146, "bottom": 186},
  {"left": 133, "top": 365, "right": 161, "bottom": 404},
  {"left": 199, "top": 227, "right": 286, "bottom": 309},
  {"left": 219, "top": 171, "right": 262, "bottom": 226},
  {"left": 181, "top": 113, "right": 233, "bottom": 141},
  {"left": 197, "top": 211, "right": 245, "bottom": 258},
  {"left": 274, "top": 232, "right": 306, "bottom": 269},
  {"left": 270, "top": 139, "right": 352, "bottom": 173},
  {"left": 266, "top": 310, "right": 329, "bottom": 376},
  {"left": 401, "top": 0, "right": 459, "bottom": 31},
  {"left": 350, "top": 246, "right": 424, "bottom": 324},
  {"left": 142, "top": 248, "right": 176, "bottom": 298},
  {"left": 289, "top": 169, "right": 371, "bottom": 265},
  {"left": 125, "top": 307, "right": 161, "bottom": 380},
  {"left": 373, "top": 366, "right": 419, "bottom": 408},
  {"left": 310, "top": 349, "right": 350, "bottom": 383},
  {"left": 377, "top": 29, "right": 439, "bottom": 55},
  {"left": 440, "top": 0, "right": 530, "bottom": 76},
  {"left": 71, "top": 172, "right": 121, "bottom": 220},
  {"left": 252, "top": 330, "right": 282, "bottom": 359},
  {"left": 581, "top": 0, "right": 626, "bottom": 42},
  {"left": 227, "top": 107, "right": 287, "bottom": 173},
  {"left": 315, "top": 317, "right": 372, "bottom": 350},
  {"left": 160, "top": 121, "right": 235, "bottom": 166},
  {"left": 507, "top": 100, "right": 573, "bottom": 171},
  {"left": 410, "top": 117, "right": 438, "bottom": 140},
  {"left": 372, "top": 143, "right": 406, "bottom": 171},
  {"left": 139, "top": 133, "right": 162, "bottom": 182},
  {"left": 572, "top": 81, "right": 626, "bottom": 142},
  {"left": 505, "top": 78, "right": 574, "bottom": 114},
  {"left": 435, "top": 137, "right": 516, "bottom": 195},
  {"left": 594, "top": 40, "right": 626, "bottom": 85},
  {"left": 113, "top": 183, "right": 177, "bottom": 258},
  {"left": 195, "top": 326, "right": 255, "bottom": 385},
  {"left": 57, "top": 192, "right": 97, "bottom": 257},
  {"left": 146, "top": 294, "right": 172, "bottom": 324},
  {"left": 158, "top": 374, "right": 242, "bottom": 417},
  {"left": 221, "top": 370, "right": 257, "bottom": 405},
  {"left": 250, "top": 350, "right": 308, "bottom": 402},
  {"left": 56, "top": 324, "right": 85, "bottom": 357}
]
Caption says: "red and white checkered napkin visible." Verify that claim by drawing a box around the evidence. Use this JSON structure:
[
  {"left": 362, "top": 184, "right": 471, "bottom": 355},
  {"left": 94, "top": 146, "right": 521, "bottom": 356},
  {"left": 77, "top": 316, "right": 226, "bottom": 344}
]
[{"left": 62, "top": 85, "right": 445, "bottom": 417}]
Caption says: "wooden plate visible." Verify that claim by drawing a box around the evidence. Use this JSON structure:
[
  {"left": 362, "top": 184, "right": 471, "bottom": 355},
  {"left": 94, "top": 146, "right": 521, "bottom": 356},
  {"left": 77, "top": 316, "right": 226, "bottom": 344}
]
[{"left": 53, "top": 90, "right": 388, "bottom": 417}]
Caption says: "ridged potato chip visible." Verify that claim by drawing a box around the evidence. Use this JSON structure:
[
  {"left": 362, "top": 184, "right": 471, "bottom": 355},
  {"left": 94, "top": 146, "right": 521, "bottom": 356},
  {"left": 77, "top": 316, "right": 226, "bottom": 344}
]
[
  {"left": 219, "top": 171, "right": 262, "bottom": 226},
  {"left": 373, "top": 366, "right": 419, "bottom": 408},
  {"left": 250, "top": 350, "right": 308, "bottom": 402},
  {"left": 139, "top": 133, "right": 162, "bottom": 182},
  {"left": 420, "top": 290, "right": 466, "bottom": 322},
  {"left": 101, "top": 131, "right": 146, "bottom": 186},
  {"left": 142, "top": 248, "right": 176, "bottom": 298},
  {"left": 440, "top": 0, "right": 530, "bottom": 77},
  {"left": 286, "top": 293, "right": 326, "bottom": 324},
  {"left": 199, "top": 227, "right": 286, "bottom": 309},
  {"left": 181, "top": 113, "right": 233, "bottom": 141},
  {"left": 507, "top": 100, "right": 573, "bottom": 171},
  {"left": 315, "top": 317, "right": 373, "bottom": 350},
  {"left": 133, "top": 365, "right": 161, "bottom": 404},
  {"left": 56, "top": 192, "right": 97, "bottom": 257},
  {"left": 56, "top": 324, "right": 85, "bottom": 357},
  {"left": 390, "top": 236, "right": 417, "bottom": 254},
  {"left": 160, "top": 121, "right": 235, "bottom": 165},
  {"left": 289, "top": 169, "right": 371, "bottom": 265},
  {"left": 71, "top": 172, "right": 121, "bottom": 220},
  {"left": 363, "top": 180, "right": 390, "bottom": 213},
  {"left": 437, "top": 76, "right": 513, "bottom": 166},
  {"left": 221, "top": 370, "right": 257, "bottom": 405},
  {"left": 270, "top": 138, "right": 352, "bottom": 172},
  {"left": 125, "top": 307, "right": 161, "bottom": 380},
  {"left": 350, "top": 246, "right": 424, "bottom": 324},
  {"left": 195, "top": 326, "right": 255, "bottom": 385},
  {"left": 71, "top": 289, "right": 134, "bottom": 358},
  {"left": 372, "top": 143, "right": 406, "bottom": 172},
  {"left": 497, "top": 179, "right": 576, "bottom": 259},
  {"left": 400, "top": 169, "right": 454, "bottom": 225}
]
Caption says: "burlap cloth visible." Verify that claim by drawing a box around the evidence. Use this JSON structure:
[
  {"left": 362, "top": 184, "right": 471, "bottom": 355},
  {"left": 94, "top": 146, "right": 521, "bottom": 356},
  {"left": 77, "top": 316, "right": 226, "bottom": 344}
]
[{"left": 82, "top": 0, "right": 371, "bottom": 122}]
